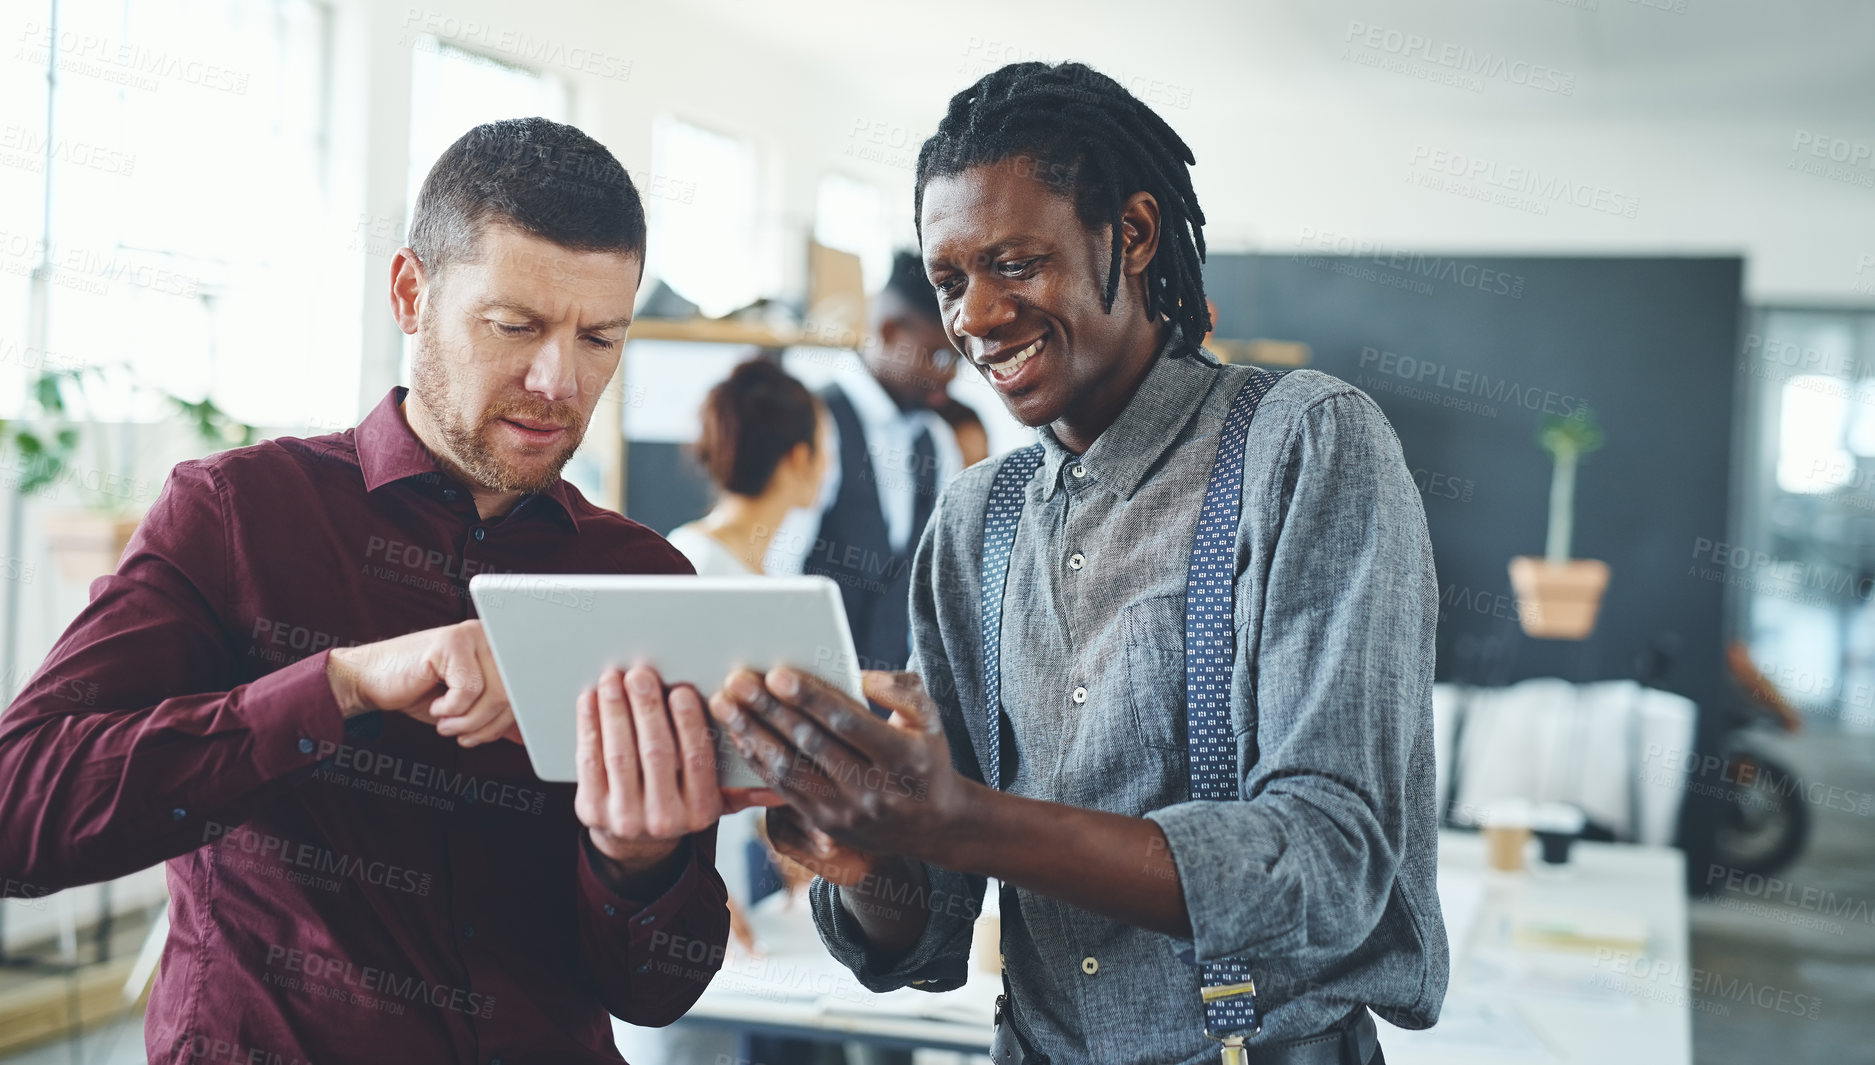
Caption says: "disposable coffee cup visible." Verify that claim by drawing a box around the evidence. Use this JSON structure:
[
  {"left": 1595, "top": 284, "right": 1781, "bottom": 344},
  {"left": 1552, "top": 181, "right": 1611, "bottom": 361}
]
[{"left": 1479, "top": 799, "right": 1535, "bottom": 873}]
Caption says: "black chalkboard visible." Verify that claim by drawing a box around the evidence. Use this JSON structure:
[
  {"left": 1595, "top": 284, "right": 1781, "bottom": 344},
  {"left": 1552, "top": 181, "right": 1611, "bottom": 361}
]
[{"left": 1204, "top": 253, "right": 1741, "bottom": 718}]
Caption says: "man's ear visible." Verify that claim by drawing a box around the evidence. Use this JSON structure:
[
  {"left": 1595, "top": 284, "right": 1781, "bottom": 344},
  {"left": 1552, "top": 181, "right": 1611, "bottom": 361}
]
[
  {"left": 1117, "top": 191, "right": 1161, "bottom": 281},
  {"left": 390, "top": 247, "right": 427, "bottom": 335}
]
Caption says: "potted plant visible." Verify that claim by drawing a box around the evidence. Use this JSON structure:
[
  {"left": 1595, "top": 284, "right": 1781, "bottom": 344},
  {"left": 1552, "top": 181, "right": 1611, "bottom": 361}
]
[
  {"left": 1509, "top": 404, "right": 1610, "bottom": 639},
  {"left": 2, "top": 365, "right": 254, "bottom": 581}
]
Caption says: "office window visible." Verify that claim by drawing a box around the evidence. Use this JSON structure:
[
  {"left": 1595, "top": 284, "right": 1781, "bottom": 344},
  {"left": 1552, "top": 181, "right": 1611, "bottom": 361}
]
[
  {"left": 9, "top": 0, "right": 337, "bottom": 429},
  {"left": 1740, "top": 308, "right": 1875, "bottom": 725},
  {"left": 814, "top": 171, "right": 896, "bottom": 293},
  {"left": 646, "top": 115, "right": 759, "bottom": 318},
  {"left": 406, "top": 36, "right": 570, "bottom": 215},
  {"left": 402, "top": 37, "right": 569, "bottom": 389}
]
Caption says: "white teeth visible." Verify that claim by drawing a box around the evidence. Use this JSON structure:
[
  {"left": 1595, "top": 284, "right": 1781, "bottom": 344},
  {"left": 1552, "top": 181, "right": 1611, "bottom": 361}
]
[{"left": 989, "top": 339, "right": 1041, "bottom": 380}]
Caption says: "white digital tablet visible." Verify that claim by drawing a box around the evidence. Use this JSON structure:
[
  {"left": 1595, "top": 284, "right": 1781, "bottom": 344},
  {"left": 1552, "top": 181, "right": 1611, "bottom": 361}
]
[{"left": 468, "top": 574, "right": 864, "bottom": 787}]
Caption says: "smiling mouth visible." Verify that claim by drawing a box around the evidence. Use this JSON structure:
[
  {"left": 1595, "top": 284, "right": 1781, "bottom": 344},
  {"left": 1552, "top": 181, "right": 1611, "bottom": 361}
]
[{"left": 981, "top": 334, "right": 1045, "bottom": 381}]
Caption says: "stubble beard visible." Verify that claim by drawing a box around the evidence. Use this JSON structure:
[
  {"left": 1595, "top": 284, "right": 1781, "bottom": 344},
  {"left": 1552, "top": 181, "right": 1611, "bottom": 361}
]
[{"left": 410, "top": 316, "right": 587, "bottom": 494}]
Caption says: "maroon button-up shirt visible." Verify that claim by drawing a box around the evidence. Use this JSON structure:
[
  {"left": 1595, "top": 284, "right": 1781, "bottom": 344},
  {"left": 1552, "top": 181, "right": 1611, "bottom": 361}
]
[{"left": 0, "top": 389, "right": 729, "bottom": 1065}]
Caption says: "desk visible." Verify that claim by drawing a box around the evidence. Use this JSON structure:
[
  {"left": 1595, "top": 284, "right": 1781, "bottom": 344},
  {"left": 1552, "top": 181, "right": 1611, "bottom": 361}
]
[
  {"left": 629, "top": 831, "right": 1690, "bottom": 1063},
  {"left": 1381, "top": 832, "right": 1691, "bottom": 1065},
  {"left": 615, "top": 891, "right": 997, "bottom": 1055}
]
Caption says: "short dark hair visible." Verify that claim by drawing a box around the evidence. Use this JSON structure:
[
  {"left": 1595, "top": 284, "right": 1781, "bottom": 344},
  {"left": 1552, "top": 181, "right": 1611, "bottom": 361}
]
[
  {"left": 695, "top": 358, "right": 819, "bottom": 496},
  {"left": 913, "top": 62, "right": 1209, "bottom": 348},
  {"left": 879, "top": 249, "right": 941, "bottom": 324},
  {"left": 408, "top": 116, "right": 646, "bottom": 279}
]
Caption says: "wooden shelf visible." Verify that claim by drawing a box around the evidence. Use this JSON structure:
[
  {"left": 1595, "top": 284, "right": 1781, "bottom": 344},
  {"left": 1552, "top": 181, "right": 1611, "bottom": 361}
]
[{"left": 625, "top": 318, "right": 802, "bottom": 347}]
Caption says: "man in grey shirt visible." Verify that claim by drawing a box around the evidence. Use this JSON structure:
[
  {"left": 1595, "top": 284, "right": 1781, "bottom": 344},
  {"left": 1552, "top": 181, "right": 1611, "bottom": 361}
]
[{"left": 711, "top": 61, "right": 1445, "bottom": 1064}]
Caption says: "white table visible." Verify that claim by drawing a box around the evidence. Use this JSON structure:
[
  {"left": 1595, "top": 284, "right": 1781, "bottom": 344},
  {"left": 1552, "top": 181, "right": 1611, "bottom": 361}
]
[
  {"left": 631, "top": 830, "right": 1690, "bottom": 1063},
  {"left": 1381, "top": 832, "right": 1690, "bottom": 1065},
  {"left": 617, "top": 890, "right": 997, "bottom": 1054}
]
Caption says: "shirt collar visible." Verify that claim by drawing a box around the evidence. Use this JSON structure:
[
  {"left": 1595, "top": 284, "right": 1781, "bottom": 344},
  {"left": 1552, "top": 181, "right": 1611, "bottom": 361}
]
[
  {"left": 355, "top": 387, "right": 581, "bottom": 531},
  {"left": 837, "top": 360, "right": 919, "bottom": 431},
  {"left": 1037, "top": 327, "right": 1220, "bottom": 502}
]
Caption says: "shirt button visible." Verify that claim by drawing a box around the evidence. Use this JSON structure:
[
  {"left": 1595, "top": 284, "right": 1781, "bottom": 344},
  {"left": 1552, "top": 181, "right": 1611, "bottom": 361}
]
[
  {"left": 170, "top": 807, "right": 187, "bottom": 821},
  {"left": 1081, "top": 956, "right": 1099, "bottom": 975},
  {"left": 462, "top": 925, "right": 475, "bottom": 938},
  {"left": 1072, "top": 687, "right": 1087, "bottom": 704},
  {"left": 296, "top": 737, "right": 315, "bottom": 755},
  {"left": 443, "top": 488, "right": 460, "bottom": 501},
  {"left": 603, "top": 904, "right": 617, "bottom": 917},
  {"left": 639, "top": 914, "right": 656, "bottom": 926},
  {"left": 472, "top": 527, "right": 487, "bottom": 542},
  {"left": 636, "top": 962, "right": 651, "bottom": 974},
  {"left": 1068, "top": 552, "right": 1085, "bottom": 571},
  {"left": 1070, "top": 464, "right": 1087, "bottom": 479}
]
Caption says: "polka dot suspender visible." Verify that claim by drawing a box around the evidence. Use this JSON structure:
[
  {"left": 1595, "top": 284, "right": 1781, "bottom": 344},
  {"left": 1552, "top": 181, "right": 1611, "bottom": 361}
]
[{"left": 978, "top": 368, "right": 1288, "bottom": 1046}]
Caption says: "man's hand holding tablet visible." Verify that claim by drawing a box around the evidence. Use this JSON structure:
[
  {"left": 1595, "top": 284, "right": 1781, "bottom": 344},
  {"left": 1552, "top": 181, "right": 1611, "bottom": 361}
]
[
  {"left": 573, "top": 665, "right": 781, "bottom": 893},
  {"left": 329, "top": 617, "right": 780, "bottom": 895}
]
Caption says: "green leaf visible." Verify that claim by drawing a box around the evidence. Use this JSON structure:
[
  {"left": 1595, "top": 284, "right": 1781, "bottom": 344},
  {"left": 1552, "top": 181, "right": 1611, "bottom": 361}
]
[{"left": 1537, "top": 405, "right": 1605, "bottom": 458}]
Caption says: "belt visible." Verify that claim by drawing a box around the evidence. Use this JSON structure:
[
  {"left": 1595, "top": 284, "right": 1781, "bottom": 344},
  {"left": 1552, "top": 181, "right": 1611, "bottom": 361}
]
[{"left": 1237, "top": 1009, "right": 1379, "bottom": 1065}]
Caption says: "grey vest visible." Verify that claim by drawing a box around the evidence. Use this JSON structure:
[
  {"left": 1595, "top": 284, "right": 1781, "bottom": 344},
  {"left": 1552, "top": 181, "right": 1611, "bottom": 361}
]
[{"left": 802, "top": 384, "right": 936, "bottom": 674}]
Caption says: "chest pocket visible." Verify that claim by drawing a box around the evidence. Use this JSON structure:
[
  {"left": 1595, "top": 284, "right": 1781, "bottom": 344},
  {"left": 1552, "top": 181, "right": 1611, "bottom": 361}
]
[{"left": 1123, "top": 594, "right": 1189, "bottom": 751}]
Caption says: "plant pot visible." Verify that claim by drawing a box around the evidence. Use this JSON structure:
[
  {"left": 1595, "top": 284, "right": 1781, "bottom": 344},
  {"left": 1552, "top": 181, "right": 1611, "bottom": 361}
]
[
  {"left": 1508, "top": 556, "right": 1610, "bottom": 640},
  {"left": 42, "top": 510, "right": 143, "bottom": 582}
]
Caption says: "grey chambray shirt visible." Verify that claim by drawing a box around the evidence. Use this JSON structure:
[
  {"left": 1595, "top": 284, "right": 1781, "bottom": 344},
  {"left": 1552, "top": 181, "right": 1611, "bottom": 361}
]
[{"left": 809, "top": 335, "right": 1448, "bottom": 1064}]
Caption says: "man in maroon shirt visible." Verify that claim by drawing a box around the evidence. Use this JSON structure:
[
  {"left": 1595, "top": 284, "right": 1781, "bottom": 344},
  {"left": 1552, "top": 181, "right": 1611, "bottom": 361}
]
[{"left": 0, "top": 118, "right": 752, "bottom": 1064}]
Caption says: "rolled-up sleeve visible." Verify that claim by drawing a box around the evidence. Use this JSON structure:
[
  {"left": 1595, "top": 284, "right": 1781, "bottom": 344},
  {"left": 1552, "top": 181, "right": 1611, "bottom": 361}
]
[
  {"left": 810, "top": 483, "right": 987, "bottom": 993},
  {"left": 1147, "top": 391, "right": 1438, "bottom": 964}
]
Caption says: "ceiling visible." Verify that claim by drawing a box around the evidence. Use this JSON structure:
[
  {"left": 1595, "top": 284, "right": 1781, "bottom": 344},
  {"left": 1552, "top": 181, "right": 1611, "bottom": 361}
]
[{"left": 665, "top": 0, "right": 1875, "bottom": 127}]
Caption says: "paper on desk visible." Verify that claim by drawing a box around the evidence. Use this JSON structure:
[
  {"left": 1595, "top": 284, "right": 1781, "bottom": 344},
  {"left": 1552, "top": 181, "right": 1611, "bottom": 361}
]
[{"left": 1508, "top": 904, "right": 1648, "bottom": 955}]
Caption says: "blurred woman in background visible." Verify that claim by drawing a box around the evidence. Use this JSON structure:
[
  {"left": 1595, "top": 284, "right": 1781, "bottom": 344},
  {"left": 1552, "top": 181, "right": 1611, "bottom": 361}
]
[
  {"left": 619, "top": 356, "right": 843, "bottom": 1065},
  {"left": 667, "top": 356, "right": 829, "bottom": 575}
]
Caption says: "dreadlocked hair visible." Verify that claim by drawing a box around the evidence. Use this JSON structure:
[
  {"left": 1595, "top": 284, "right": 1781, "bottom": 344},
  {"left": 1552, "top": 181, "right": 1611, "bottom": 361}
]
[{"left": 913, "top": 61, "right": 1210, "bottom": 350}]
